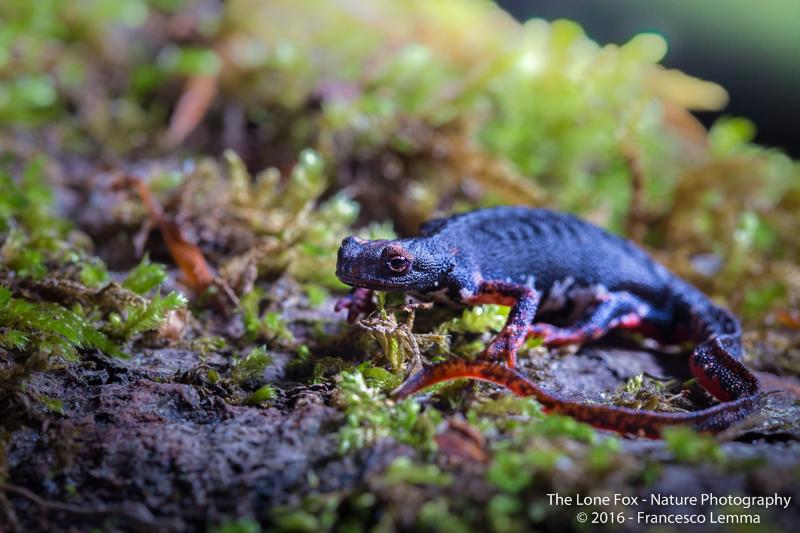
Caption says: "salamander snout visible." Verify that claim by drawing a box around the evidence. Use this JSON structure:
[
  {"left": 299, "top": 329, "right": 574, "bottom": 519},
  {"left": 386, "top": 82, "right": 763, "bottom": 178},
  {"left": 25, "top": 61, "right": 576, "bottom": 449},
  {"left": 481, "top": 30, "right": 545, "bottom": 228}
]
[{"left": 336, "top": 236, "right": 368, "bottom": 280}]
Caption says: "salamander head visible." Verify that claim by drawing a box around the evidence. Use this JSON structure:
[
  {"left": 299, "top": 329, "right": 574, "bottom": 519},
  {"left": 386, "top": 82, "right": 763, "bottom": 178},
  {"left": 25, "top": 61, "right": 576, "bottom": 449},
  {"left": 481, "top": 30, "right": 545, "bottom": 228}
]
[{"left": 336, "top": 236, "right": 452, "bottom": 292}]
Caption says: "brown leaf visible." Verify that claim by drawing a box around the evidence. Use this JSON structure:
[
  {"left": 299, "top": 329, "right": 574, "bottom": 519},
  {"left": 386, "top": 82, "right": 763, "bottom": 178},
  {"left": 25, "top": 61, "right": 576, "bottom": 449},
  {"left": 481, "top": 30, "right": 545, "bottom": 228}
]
[{"left": 115, "top": 176, "right": 215, "bottom": 293}]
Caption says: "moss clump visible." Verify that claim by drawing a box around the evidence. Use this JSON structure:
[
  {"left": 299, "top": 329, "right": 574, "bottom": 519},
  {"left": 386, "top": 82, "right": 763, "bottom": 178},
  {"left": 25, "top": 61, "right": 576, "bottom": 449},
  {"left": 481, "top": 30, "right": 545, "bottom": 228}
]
[
  {"left": 0, "top": 285, "right": 121, "bottom": 365},
  {"left": 609, "top": 373, "right": 693, "bottom": 412},
  {"left": 437, "top": 305, "right": 510, "bottom": 336},
  {"left": 240, "top": 289, "right": 295, "bottom": 345},
  {"left": 121, "top": 256, "right": 169, "bottom": 295},
  {"left": 354, "top": 293, "right": 449, "bottom": 374},
  {"left": 0, "top": 157, "right": 188, "bottom": 403},
  {"left": 663, "top": 426, "right": 726, "bottom": 464},
  {"left": 246, "top": 384, "right": 277, "bottom": 405},
  {"left": 336, "top": 369, "right": 441, "bottom": 455},
  {"left": 380, "top": 456, "right": 453, "bottom": 487},
  {"left": 229, "top": 346, "right": 272, "bottom": 385},
  {"left": 0, "top": 158, "right": 87, "bottom": 278}
]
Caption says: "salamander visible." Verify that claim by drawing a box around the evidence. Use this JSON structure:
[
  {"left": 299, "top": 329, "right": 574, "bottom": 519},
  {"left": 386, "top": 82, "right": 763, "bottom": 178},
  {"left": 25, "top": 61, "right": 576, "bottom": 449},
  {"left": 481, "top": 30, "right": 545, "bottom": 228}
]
[{"left": 334, "top": 206, "right": 762, "bottom": 438}]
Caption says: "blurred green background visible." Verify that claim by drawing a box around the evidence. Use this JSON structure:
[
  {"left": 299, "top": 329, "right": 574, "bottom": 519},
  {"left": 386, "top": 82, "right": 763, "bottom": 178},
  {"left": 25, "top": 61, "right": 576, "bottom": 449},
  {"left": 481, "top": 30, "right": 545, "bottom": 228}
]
[{"left": 501, "top": 0, "right": 800, "bottom": 155}]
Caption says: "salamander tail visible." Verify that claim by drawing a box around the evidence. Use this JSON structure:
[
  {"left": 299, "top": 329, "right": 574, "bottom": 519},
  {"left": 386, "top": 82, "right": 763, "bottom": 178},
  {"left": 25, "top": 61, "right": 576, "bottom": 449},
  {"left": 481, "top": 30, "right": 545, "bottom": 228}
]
[{"left": 391, "top": 357, "right": 762, "bottom": 438}]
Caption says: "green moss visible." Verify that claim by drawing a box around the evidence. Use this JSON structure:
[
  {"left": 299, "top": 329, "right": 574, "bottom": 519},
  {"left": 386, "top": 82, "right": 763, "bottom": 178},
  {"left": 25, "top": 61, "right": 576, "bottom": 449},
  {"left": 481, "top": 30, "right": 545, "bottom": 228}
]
[
  {"left": 158, "top": 46, "right": 221, "bottom": 77},
  {"left": 663, "top": 427, "right": 726, "bottom": 464},
  {"left": 487, "top": 451, "right": 539, "bottom": 493},
  {"left": 380, "top": 456, "right": 453, "bottom": 487},
  {"left": 469, "top": 396, "right": 542, "bottom": 419},
  {"left": 466, "top": 393, "right": 621, "bottom": 505},
  {"left": 417, "top": 499, "right": 471, "bottom": 533},
  {"left": 0, "top": 159, "right": 192, "bottom": 392},
  {"left": 230, "top": 346, "right": 273, "bottom": 384},
  {"left": 528, "top": 414, "right": 598, "bottom": 442},
  {"left": 78, "top": 259, "right": 110, "bottom": 288},
  {"left": 487, "top": 494, "right": 524, "bottom": 533},
  {"left": 356, "top": 295, "right": 449, "bottom": 374},
  {"left": 121, "top": 256, "right": 168, "bottom": 295},
  {"left": 0, "top": 285, "right": 122, "bottom": 364},
  {"left": 587, "top": 437, "right": 622, "bottom": 472},
  {"left": 337, "top": 370, "right": 441, "bottom": 455},
  {"left": 270, "top": 510, "right": 319, "bottom": 532},
  {"left": 247, "top": 384, "right": 277, "bottom": 405},
  {"left": 289, "top": 193, "right": 362, "bottom": 289},
  {"left": 0, "top": 157, "right": 79, "bottom": 278},
  {"left": 359, "top": 364, "right": 403, "bottom": 391},
  {"left": 240, "top": 289, "right": 295, "bottom": 344},
  {"left": 211, "top": 518, "right": 261, "bottom": 533},
  {"left": 437, "top": 305, "right": 510, "bottom": 335},
  {"left": 36, "top": 394, "right": 65, "bottom": 415},
  {"left": 108, "top": 290, "right": 187, "bottom": 339},
  {"left": 610, "top": 373, "right": 689, "bottom": 412},
  {"left": 302, "top": 284, "right": 328, "bottom": 308}
]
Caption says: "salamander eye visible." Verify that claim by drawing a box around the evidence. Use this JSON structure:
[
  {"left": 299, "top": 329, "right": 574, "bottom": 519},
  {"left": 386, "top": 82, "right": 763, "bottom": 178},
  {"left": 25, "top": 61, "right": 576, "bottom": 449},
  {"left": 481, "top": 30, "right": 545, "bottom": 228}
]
[{"left": 386, "top": 255, "right": 411, "bottom": 274}]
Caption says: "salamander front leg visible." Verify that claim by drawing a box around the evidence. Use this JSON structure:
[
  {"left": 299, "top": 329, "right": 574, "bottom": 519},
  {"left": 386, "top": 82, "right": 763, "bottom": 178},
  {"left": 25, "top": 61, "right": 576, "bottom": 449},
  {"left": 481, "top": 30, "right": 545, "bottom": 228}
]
[
  {"left": 465, "top": 281, "right": 540, "bottom": 368},
  {"left": 334, "top": 287, "right": 375, "bottom": 323},
  {"left": 528, "top": 292, "right": 646, "bottom": 347}
]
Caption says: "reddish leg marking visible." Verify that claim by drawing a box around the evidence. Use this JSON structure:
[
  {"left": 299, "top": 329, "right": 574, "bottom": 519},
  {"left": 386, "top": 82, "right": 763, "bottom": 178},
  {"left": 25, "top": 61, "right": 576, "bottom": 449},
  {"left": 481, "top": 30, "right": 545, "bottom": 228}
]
[
  {"left": 527, "top": 297, "right": 645, "bottom": 347},
  {"left": 465, "top": 280, "right": 539, "bottom": 369}
]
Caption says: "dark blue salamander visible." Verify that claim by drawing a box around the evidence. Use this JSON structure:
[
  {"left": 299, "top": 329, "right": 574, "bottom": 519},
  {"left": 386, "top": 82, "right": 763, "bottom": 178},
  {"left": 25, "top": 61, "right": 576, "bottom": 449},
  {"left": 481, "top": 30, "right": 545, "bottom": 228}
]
[{"left": 335, "top": 206, "right": 762, "bottom": 438}]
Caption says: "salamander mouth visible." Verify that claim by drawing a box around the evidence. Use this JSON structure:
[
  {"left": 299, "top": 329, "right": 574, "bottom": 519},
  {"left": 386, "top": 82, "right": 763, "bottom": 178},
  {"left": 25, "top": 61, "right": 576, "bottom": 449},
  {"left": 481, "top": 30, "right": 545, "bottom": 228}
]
[{"left": 335, "top": 273, "right": 410, "bottom": 291}]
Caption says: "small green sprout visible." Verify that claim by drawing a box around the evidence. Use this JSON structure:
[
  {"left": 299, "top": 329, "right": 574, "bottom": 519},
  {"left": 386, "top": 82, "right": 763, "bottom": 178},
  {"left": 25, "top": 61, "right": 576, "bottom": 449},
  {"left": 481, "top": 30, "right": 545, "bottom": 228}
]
[
  {"left": 122, "top": 256, "right": 168, "bottom": 295},
  {"left": 230, "top": 346, "right": 273, "bottom": 384},
  {"left": 113, "top": 290, "right": 187, "bottom": 339},
  {"left": 359, "top": 364, "right": 403, "bottom": 391},
  {"left": 79, "top": 259, "right": 109, "bottom": 288},
  {"left": 36, "top": 395, "right": 65, "bottom": 415},
  {"left": 240, "top": 289, "right": 295, "bottom": 344},
  {"left": 247, "top": 384, "right": 277, "bottom": 405},
  {"left": 206, "top": 369, "right": 221, "bottom": 384}
]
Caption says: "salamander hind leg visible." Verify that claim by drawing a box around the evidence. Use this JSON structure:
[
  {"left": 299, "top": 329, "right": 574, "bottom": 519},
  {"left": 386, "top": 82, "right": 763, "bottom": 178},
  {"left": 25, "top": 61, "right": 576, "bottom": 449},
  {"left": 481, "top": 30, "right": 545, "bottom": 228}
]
[{"left": 528, "top": 291, "right": 648, "bottom": 347}]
